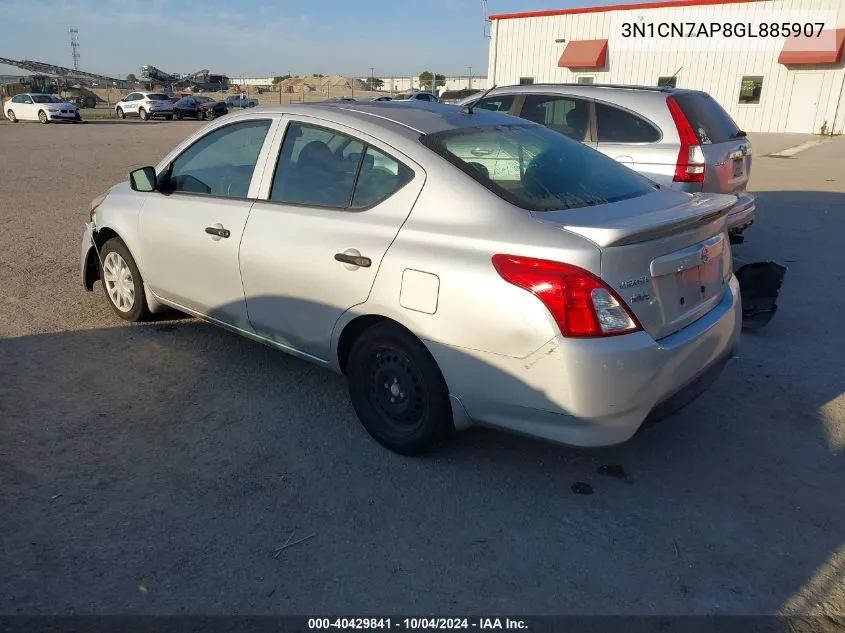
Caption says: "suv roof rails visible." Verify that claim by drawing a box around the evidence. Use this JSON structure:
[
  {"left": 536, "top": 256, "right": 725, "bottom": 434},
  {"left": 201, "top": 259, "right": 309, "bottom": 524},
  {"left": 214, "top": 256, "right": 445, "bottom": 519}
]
[{"left": 498, "top": 82, "right": 677, "bottom": 93}]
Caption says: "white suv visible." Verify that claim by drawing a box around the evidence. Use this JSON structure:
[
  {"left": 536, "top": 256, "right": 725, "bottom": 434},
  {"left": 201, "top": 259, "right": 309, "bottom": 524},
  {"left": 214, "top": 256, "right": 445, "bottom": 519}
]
[{"left": 115, "top": 92, "right": 174, "bottom": 121}]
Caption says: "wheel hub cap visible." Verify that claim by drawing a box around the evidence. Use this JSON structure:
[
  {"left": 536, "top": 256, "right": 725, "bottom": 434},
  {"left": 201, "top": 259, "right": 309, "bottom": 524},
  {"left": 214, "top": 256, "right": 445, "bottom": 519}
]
[{"left": 102, "top": 251, "right": 135, "bottom": 312}]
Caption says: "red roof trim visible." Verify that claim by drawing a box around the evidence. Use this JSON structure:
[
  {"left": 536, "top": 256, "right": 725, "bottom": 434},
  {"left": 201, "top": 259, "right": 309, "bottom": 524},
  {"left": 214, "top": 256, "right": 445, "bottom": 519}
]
[
  {"left": 778, "top": 28, "right": 845, "bottom": 65},
  {"left": 558, "top": 39, "right": 609, "bottom": 68},
  {"left": 489, "top": 0, "right": 766, "bottom": 20}
]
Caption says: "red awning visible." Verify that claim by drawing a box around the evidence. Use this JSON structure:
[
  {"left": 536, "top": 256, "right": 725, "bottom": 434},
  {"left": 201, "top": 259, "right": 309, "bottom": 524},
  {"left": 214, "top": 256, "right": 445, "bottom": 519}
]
[
  {"left": 558, "top": 39, "right": 608, "bottom": 69},
  {"left": 778, "top": 29, "right": 845, "bottom": 65}
]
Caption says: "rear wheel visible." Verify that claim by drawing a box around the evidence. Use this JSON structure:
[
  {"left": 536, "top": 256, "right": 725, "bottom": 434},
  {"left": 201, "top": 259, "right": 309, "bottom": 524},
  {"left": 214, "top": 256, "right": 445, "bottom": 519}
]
[
  {"left": 6, "top": 109, "right": 16, "bottom": 123},
  {"left": 175, "top": 110, "right": 183, "bottom": 120},
  {"left": 116, "top": 107, "right": 125, "bottom": 119},
  {"left": 197, "top": 109, "right": 206, "bottom": 121},
  {"left": 346, "top": 323, "right": 454, "bottom": 455},
  {"left": 99, "top": 238, "right": 149, "bottom": 322},
  {"left": 139, "top": 107, "right": 149, "bottom": 121},
  {"left": 38, "top": 110, "right": 48, "bottom": 124}
]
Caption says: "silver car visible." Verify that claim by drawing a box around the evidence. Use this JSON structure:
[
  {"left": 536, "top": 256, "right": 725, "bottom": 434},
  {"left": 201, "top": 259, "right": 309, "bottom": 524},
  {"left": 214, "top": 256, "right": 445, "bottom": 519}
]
[
  {"left": 80, "top": 102, "right": 741, "bottom": 455},
  {"left": 459, "top": 84, "right": 756, "bottom": 236}
]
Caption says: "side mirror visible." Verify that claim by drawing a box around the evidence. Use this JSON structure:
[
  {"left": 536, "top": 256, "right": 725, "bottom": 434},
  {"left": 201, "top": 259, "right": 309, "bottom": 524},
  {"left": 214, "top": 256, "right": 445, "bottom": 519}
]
[{"left": 129, "top": 166, "right": 157, "bottom": 192}]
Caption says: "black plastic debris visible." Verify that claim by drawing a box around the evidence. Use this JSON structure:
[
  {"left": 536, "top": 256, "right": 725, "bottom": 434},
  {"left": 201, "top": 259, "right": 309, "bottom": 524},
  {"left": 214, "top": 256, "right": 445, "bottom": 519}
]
[{"left": 735, "top": 261, "right": 788, "bottom": 331}]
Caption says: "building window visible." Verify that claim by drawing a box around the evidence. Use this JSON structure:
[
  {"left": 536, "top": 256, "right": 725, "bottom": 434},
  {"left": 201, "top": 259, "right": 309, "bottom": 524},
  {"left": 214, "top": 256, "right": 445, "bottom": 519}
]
[
  {"left": 657, "top": 76, "right": 677, "bottom": 88},
  {"left": 576, "top": 75, "right": 595, "bottom": 85},
  {"left": 738, "top": 76, "right": 763, "bottom": 104},
  {"left": 519, "top": 77, "right": 534, "bottom": 85}
]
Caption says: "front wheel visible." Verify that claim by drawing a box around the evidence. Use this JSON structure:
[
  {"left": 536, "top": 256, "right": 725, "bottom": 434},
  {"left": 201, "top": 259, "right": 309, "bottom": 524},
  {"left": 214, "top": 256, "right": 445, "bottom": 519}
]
[
  {"left": 346, "top": 323, "right": 454, "bottom": 455},
  {"left": 6, "top": 109, "right": 16, "bottom": 123},
  {"left": 38, "top": 110, "right": 49, "bottom": 124},
  {"left": 139, "top": 108, "right": 149, "bottom": 121},
  {"left": 175, "top": 110, "right": 183, "bottom": 120},
  {"left": 116, "top": 107, "right": 125, "bottom": 119},
  {"left": 99, "top": 238, "right": 150, "bottom": 322}
]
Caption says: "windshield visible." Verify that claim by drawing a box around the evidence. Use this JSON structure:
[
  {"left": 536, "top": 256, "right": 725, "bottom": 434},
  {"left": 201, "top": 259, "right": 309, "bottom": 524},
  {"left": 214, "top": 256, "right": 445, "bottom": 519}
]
[
  {"left": 421, "top": 124, "right": 657, "bottom": 211},
  {"left": 31, "top": 95, "right": 54, "bottom": 104}
]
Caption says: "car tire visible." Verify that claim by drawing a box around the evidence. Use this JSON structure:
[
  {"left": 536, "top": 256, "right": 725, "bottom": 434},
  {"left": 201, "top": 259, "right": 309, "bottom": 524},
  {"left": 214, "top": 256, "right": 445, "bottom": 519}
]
[
  {"left": 165, "top": 114, "right": 173, "bottom": 120},
  {"left": 116, "top": 107, "right": 125, "bottom": 119},
  {"left": 197, "top": 110, "right": 206, "bottom": 121},
  {"left": 99, "top": 238, "right": 150, "bottom": 322},
  {"left": 6, "top": 109, "right": 16, "bottom": 123},
  {"left": 38, "top": 110, "right": 49, "bottom": 124},
  {"left": 139, "top": 108, "right": 149, "bottom": 121},
  {"left": 346, "top": 322, "right": 454, "bottom": 455},
  {"left": 175, "top": 110, "right": 182, "bottom": 120}
]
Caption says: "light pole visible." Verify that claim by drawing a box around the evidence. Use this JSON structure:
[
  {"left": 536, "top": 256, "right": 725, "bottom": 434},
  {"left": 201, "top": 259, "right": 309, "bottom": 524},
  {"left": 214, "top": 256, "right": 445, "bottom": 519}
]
[
  {"left": 370, "top": 67, "right": 375, "bottom": 93},
  {"left": 468, "top": 66, "right": 473, "bottom": 90}
]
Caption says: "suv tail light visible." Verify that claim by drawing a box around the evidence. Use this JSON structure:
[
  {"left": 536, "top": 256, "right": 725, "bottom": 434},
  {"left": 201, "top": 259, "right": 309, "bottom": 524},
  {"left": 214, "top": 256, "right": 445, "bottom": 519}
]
[
  {"left": 667, "top": 96, "right": 705, "bottom": 183},
  {"left": 492, "top": 255, "right": 642, "bottom": 338}
]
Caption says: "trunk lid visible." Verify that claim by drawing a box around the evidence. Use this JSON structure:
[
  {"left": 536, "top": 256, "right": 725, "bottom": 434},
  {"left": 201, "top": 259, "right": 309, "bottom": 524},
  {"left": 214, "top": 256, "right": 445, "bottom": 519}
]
[
  {"left": 671, "top": 91, "right": 752, "bottom": 195},
  {"left": 533, "top": 190, "right": 736, "bottom": 340}
]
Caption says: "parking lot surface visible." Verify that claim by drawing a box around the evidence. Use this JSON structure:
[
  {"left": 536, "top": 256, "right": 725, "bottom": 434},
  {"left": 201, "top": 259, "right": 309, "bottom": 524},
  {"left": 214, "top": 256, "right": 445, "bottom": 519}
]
[{"left": 0, "top": 121, "right": 843, "bottom": 616}]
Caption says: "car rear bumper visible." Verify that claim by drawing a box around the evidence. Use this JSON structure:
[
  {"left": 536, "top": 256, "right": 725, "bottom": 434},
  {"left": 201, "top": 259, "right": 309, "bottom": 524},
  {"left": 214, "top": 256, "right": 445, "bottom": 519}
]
[
  {"left": 429, "top": 275, "right": 741, "bottom": 447},
  {"left": 726, "top": 192, "right": 756, "bottom": 233}
]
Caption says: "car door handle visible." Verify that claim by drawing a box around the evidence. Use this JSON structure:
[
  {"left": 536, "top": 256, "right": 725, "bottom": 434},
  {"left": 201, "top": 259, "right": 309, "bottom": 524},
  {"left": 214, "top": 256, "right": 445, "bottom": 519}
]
[
  {"left": 205, "top": 226, "right": 230, "bottom": 238},
  {"left": 334, "top": 253, "right": 371, "bottom": 267}
]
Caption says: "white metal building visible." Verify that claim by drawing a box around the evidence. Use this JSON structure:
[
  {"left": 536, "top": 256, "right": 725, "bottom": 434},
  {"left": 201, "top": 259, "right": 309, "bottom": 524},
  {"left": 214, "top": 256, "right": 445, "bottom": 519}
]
[{"left": 487, "top": 0, "right": 845, "bottom": 133}]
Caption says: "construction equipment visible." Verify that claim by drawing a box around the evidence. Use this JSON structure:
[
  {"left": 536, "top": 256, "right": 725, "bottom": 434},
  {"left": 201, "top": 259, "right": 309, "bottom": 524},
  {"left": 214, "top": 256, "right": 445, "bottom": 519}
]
[
  {"left": 140, "top": 65, "right": 228, "bottom": 92},
  {"left": 0, "top": 57, "right": 123, "bottom": 107}
]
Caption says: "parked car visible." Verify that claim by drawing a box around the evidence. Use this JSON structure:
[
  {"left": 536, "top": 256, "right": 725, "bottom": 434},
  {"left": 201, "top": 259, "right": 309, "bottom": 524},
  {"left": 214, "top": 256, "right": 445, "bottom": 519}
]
[
  {"left": 371, "top": 96, "right": 393, "bottom": 102},
  {"left": 80, "top": 102, "right": 740, "bottom": 455},
  {"left": 402, "top": 91, "right": 439, "bottom": 103},
  {"left": 4, "top": 92, "right": 81, "bottom": 123},
  {"left": 459, "top": 84, "right": 755, "bottom": 236},
  {"left": 439, "top": 89, "right": 482, "bottom": 104},
  {"left": 225, "top": 95, "right": 258, "bottom": 108},
  {"left": 173, "top": 95, "right": 228, "bottom": 120},
  {"left": 115, "top": 92, "right": 174, "bottom": 121}
]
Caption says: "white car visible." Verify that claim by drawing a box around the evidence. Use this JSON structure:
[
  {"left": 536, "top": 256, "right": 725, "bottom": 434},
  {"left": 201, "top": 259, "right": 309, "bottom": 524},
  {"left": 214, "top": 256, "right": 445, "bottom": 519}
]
[
  {"left": 115, "top": 92, "right": 174, "bottom": 121},
  {"left": 4, "top": 93, "right": 81, "bottom": 123}
]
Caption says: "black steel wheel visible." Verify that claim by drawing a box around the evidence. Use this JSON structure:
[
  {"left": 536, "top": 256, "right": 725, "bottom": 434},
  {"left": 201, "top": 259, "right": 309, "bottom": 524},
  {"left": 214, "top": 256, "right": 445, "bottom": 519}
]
[{"left": 346, "top": 322, "right": 453, "bottom": 455}]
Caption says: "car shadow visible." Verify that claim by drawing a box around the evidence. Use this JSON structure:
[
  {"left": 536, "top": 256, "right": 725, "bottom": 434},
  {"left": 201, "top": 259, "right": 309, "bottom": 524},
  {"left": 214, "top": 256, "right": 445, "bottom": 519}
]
[{"left": 0, "top": 263, "right": 842, "bottom": 616}]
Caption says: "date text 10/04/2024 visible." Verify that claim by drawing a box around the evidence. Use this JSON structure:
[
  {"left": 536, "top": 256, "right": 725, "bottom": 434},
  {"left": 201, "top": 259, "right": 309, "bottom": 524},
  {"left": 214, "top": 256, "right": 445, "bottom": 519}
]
[{"left": 307, "top": 618, "right": 528, "bottom": 630}]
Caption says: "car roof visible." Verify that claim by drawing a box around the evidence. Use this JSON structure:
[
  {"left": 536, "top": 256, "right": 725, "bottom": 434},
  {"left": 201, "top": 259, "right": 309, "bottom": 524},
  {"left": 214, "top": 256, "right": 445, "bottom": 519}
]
[{"left": 246, "top": 101, "right": 522, "bottom": 136}]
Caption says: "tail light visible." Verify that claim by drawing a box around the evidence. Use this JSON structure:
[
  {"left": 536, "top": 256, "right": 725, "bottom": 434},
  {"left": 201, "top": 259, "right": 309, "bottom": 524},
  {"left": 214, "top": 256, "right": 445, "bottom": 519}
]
[
  {"left": 667, "top": 96, "right": 705, "bottom": 183},
  {"left": 492, "top": 255, "right": 642, "bottom": 338}
]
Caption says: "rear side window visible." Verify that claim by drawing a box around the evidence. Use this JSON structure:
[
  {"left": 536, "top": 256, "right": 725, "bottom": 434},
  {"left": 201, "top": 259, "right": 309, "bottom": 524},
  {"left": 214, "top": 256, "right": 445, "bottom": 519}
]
[
  {"left": 595, "top": 102, "right": 661, "bottom": 143},
  {"left": 671, "top": 92, "right": 741, "bottom": 144},
  {"left": 270, "top": 122, "right": 412, "bottom": 209},
  {"left": 421, "top": 124, "right": 656, "bottom": 212},
  {"left": 476, "top": 95, "right": 514, "bottom": 112},
  {"left": 520, "top": 95, "right": 590, "bottom": 141}
]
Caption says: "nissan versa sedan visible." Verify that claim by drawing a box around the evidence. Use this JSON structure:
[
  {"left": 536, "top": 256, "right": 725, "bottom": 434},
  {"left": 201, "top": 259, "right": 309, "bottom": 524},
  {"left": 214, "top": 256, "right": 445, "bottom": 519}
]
[{"left": 80, "top": 102, "right": 741, "bottom": 455}]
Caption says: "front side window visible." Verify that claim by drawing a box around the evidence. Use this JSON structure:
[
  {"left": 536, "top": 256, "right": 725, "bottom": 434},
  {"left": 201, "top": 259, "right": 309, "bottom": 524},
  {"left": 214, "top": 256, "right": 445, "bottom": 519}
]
[
  {"left": 270, "top": 122, "right": 412, "bottom": 209},
  {"left": 421, "top": 123, "right": 655, "bottom": 212},
  {"left": 31, "top": 95, "right": 53, "bottom": 104},
  {"left": 738, "top": 76, "right": 763, "bottom": 104},
  {"left": 476, "top": 95, "right": 515, "bottom": 113},
  {"left": 166, "top": 119, "right": 272, "bottom": 198},
  {"left": 595, "top": 102, "right": 661, "bottom": 143},
  {"left": 519, "top": 94, "right": 590, "bottom": 141},
  {"left": 22, "top": 95, "right": 33, "bottom": 104}
]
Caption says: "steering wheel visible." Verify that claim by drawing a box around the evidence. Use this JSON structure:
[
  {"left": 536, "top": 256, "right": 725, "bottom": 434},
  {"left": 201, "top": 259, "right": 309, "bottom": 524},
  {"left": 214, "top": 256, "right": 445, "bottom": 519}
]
[{"left": 218, "top": 168, "right": 244, "bottom": 197}]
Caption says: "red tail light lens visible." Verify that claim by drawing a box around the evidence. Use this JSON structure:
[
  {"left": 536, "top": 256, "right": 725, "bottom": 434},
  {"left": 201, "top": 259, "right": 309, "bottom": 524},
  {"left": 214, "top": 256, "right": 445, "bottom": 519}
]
[
  {"left": 667, "top": 96, "right": 705, "bottom": 183},
  {"left": 492, "top": 255, "right": 642, "bottom": 338}
]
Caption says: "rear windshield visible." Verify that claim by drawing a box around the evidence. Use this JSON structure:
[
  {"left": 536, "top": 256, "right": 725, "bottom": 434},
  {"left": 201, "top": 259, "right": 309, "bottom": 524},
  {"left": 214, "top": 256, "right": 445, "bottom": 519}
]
[
  {"left": 147, "top": 93, "right": 170, "bottom": 101},
  {"left": 672, "top": 93, "right": 741, "bottom": 144},
  {"left": 421, "top": 124, "right": 656, "bottom": 211}
]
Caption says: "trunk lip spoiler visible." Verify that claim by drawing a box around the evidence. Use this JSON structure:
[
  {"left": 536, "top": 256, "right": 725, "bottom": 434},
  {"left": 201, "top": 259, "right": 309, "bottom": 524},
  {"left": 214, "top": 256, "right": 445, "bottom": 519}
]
[{"left": 539, "top": 194, "right": 736, "bottom": 248}]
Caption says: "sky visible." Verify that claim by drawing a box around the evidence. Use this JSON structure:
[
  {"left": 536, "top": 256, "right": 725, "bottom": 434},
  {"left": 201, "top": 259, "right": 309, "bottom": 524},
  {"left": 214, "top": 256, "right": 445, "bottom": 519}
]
[{"left": 0, "top": 0, "right": 647, "bottom": 80}]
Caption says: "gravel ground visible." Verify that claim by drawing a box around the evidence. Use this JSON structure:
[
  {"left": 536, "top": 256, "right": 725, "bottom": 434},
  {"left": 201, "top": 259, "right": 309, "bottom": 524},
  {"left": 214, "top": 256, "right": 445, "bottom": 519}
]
[{"left": 0, "top": 120, "right": 843, "bottom": 616}]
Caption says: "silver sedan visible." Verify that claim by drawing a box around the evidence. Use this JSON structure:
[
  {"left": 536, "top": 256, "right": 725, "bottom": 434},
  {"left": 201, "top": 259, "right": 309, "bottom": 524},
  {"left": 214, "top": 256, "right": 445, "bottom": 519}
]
[{"left": 80, "top": 102, "right": 741, "bottom": 455}]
